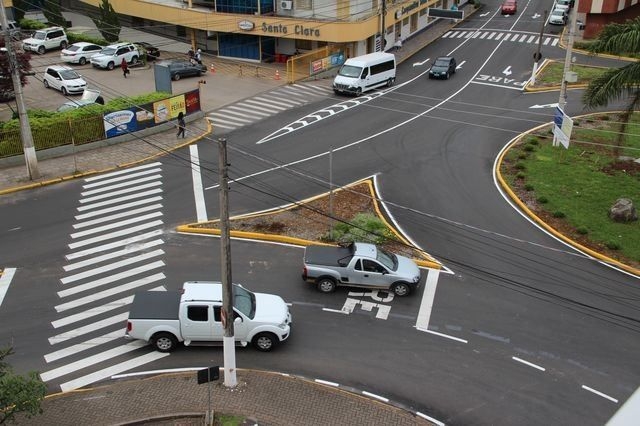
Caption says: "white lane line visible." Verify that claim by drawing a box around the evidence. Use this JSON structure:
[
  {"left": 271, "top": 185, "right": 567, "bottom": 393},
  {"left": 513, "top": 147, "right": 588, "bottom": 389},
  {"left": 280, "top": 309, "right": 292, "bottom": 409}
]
[
  {"left": 232, "top": 103, "right": 275, "bottom": 115},
  {"left": 254, "top": 95, "right": 301, "bottom": 107},
  {"left": 59, "top": 352, "right": 170, "bottom": 392},
  {"left": 276, "top": 86, "right": 311, "bottom": 99},
  {"left": 294, "top": 84, "right": 332, "bottom": 95},
  {"left": 189, "top": 145, "right": 208, "bottom": 222},
  {"left": 495, "top": 32, "right": 504, "bottom": 40},
  {"left": 582, "top": 385, "right": 618, "bottom": 403},
  {"left": 77, "top": 189, "right": 163, "bottom": 211},
  {"left": 243, "top": 98, "right": 287, "bottom": 111},
  {"left": 322, "top": 308, "right": 349, "bottom": 314},
  {"left": 52, "top": 295, "right": 134, "bottom": 328},
  {"left": 415, "top": 269, "right": 440, "bottom": 330},
  {"left": 552, "top": 38, "right": 559, "bottom": 46},
  {"left": 211, "top": 123, "right": 237, "bottom": 130},
  {"left": 65, "top": 239, "right": 164, "bottom": 271},
  {"left": 61, "top": 250, "right": 164, "bottom": 284},
  {"left": 68, "top": 220, "right": 164, "bottom": 249},
  {"left": 44, "top": 330, "right": 125, "bottom": 363},
  {"left": 66, "top": 230, "right": 163, "bottom": 260},
  {"left": 81, "top": 174, "right": 161, "bottom": 196},
  {"left": 112, "top": 367, "right": 204, "bottom": 379},
  {"left": 417, "top": 412, "right": 445, "bottom": 426},
  {"left": 80, "top": 182, "right": 162, "bottom": 204},
  {"left": 59, "top": 262, "right": 165, "bottom": 297},
  {"left": 0, "top": 268, "right": 16, "bottom": 307},
  {"left": 226, "top": 105, "right": 271, "bottom": 117},
  {"left": 41, "top": 342, "right": 147, "bottom": 381},
  {"left": 84, "top": 162, "right": 161, "bottom": 182},
  {"left": 527, "top": 35, "right": 536, "bottom": 43},
  {"left": 73, "top": 204, "right": 162, "bottom": 229},
  {"left": 49, "top": 312, "right": 130, "bottom": 345},
  {"left": 362, "top": 391, "right": 389, "bottom": 402},
  {"left": 75, "top": 197, "right": 162, "bottom": 220},
  {"left": 83, "top": 168, "right": 161, "bottom": 189},
  {"left": 417, "top": 328, "right": 468, "bottom": 344},
  {"left": 315, "top": 379, "right": 339, "bottom": 387},
  {"left": 209, "top": 110, "right": 254, "bottom": 122},
  {"left": 512, "top": 356, "right": 546, "bottom": 371},
  {"left": 56, "top": 274, "right": 165, "bottom": 312},
  {"left": 70, "top": 212, "right": 163, "bottom": 238}
]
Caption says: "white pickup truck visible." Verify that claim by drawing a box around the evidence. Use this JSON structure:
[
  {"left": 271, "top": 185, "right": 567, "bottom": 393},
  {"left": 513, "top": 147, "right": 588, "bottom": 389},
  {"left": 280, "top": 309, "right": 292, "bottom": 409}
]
[
  {"left": 126, "top": 281, "right": 292, "bottom": 352},
  {"left": 302, "top": 242, "right": 421, "bottom": 296}
]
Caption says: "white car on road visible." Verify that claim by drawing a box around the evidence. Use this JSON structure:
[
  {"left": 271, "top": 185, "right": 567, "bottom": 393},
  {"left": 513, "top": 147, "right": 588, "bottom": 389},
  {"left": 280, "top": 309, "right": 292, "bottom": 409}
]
[
  {"left": 43, "top": 65, "right": 86, "bottom": 95},
  {"left": 60, "top": 42, "right": 103, "bottom": 65},
  {"left": 90, "top": 42, "right": 140, "bottom": 70}
]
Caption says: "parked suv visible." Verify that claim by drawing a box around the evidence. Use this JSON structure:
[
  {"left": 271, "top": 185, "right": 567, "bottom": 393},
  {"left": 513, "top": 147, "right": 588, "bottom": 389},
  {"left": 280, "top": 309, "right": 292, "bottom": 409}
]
[
  {"left": 43, "top": 65, "right": 87, "bottom": 95},
  {"left": 91, "top": 42, "right": 140, "bottom": 70},
  {"left": 22, "top": 27, "right": 68, "bottom": 54}
]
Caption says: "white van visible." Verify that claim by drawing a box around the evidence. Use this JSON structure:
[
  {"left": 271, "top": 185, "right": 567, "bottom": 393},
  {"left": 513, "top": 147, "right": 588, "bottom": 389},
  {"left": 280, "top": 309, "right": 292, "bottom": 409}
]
[{"left": 333, "top": 52, "right": 396, "bottom": 96}]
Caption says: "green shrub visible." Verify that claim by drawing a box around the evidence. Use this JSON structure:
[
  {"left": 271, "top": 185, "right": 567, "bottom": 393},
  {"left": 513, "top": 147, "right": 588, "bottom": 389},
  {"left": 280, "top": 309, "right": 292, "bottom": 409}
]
[
  {"left": 606, "top": 241, "right": 621, "bottom": 250},
  {"left": 515, "top": 162, "right": 526, "bottom": 170},
  {"left": 19, "top": 19, "right": 47, "bottom": 30},
  {"left": 553, "top": 211, "right": 566, "bottom": 218},
  {"left": 537, "top": 196, "right": 548, "bottom": 203},
  {"left": 67, "top": 32, "right": 109, "bottom": 46},
  {"left": 518, "top": 153, "right": 527, "bottom": 159},
  {"left": 524, "top": 145, "right": 535, "bottom": 152},
  {"left": 577, "top": 227, "right": 588, "bottom": 235},
  {"left": 524, "top": 184, "right": 534, "bottom": 191},
  {"left": 325, "top": 213, "right": 394, "bottom": 244},
  {"left": 526, "top": 136, "right": 539, "bottom": 145},
  {"left": 516, "top": 172, "right": 525, "bottom": 179}
]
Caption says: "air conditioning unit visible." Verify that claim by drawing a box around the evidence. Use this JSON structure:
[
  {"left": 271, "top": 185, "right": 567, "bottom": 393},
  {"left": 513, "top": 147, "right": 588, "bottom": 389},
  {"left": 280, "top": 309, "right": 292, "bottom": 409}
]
[{"left": 281, "top": 0, "right": 293, "bottom": 10}]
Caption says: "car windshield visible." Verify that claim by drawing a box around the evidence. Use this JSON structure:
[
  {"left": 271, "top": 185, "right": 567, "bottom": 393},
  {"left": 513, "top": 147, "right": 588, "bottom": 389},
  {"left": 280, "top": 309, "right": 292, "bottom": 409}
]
[
  {"left": 338, "top": 65, "right": 363, "bottom": 78},
  {"left": 434, "top": 59, "right": 450, "bottom": 67},
  {"left": 551, "top": 10, "right": 563, "bottom": 16},
  {"left": 233, "top": 285, "right": 256, "bottom": 319},
  {"left": 59, "top": 70, "right": 80, "bottom": 80},
  {"left": 33, "top": 31, "right": 46, "bottom": 40},
  {"left": 376, "top": 248, "right": 398, "bottom": 271},
  {"left": 67, "top": 45, "right": 81, "bottom": 52},
  {"left": 100, "top": 47, "right": 116, "bottom": 55}
]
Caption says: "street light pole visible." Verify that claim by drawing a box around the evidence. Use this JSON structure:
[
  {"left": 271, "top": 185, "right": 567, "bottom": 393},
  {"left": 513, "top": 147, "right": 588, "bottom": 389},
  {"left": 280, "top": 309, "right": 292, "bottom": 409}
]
[
  {"left": 558, "top": 0, "right": 579, "bottom": 111},
  {"left": 530, "top": 10, "right": 548, "bottom": 86},
  {"left": 218, "top": 137, "right": 237, "bottom": 388},
  {"left": 0, "top": 0, "right": 39, "bottom": 179}
]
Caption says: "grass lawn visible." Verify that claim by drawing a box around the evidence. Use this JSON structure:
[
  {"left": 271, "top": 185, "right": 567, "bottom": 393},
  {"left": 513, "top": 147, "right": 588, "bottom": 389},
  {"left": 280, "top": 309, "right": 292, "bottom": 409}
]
[
  {"left": 501, "top": 113, "right": 640, "bottom": 267},
  {"left": 535, "top": 61, "right": 609, "bottom": 86}
]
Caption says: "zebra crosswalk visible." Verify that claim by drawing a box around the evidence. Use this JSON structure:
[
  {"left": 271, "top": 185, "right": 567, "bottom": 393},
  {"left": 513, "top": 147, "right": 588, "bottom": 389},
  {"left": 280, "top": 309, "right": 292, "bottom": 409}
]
[
  {"left": 208, "top": 82, "right": 334, "bottom": 133},
  {"left": 41, "top": 162, "right": 169, "bottom": 392},
  {"left": 443, "top": 30, "right": 560, "bottom": 46}
]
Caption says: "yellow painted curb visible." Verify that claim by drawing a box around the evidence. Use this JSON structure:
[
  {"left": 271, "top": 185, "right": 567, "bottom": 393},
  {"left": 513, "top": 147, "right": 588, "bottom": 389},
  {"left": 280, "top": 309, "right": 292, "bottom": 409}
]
[
  {"left": 523, "top": 59, "right": 592, "bottom": 93},
  {"left": 177, "top": 177, "right": 442, "bottom": 270},
  {"left": 0, "top": 119, "right": 213, "bottom": 196},
  {"left": 495, "top": 123, "right": 640, "bottom": 277}
]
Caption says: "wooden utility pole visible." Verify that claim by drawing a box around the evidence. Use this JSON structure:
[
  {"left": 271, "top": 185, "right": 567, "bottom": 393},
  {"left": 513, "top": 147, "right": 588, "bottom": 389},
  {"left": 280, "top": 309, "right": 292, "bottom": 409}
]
[
  {"left": 0, "top": 0, "right": 39, "bottom": 179},
  {"left": 218, "top": 137, "right": 237, "bottom": 388}
]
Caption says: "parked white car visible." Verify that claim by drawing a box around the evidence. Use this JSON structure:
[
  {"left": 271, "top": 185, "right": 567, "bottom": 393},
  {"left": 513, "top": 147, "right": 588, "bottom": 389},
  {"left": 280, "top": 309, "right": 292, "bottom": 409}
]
[
  {"left": 22, "top": 26, "right": 68, "bottom": 54},
  {"left": 90, "top": 42, "right": 140, "bottom": 70},
  {"left": 43, "top": 65, "right": 86, "bottom": 95},
  {"left": 60, "top": 42, "right": 103, "bottom": 65}
]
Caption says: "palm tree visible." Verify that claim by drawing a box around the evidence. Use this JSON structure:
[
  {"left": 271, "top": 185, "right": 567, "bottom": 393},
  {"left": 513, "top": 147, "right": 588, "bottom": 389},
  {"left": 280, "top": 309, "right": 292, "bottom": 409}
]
[{"left": 582, "top": 18, "right": 640, "bottom": 156}]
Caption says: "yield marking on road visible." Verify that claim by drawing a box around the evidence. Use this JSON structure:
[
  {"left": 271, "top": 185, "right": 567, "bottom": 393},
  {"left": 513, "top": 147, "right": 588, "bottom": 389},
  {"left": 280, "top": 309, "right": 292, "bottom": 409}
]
[
  {"left": 68, "top": 220, "right": 164, "bottom": 249},
  {"left": 52, "top": 295, "right": 134, "bottom": 328},
  {"left": 519, "top": 34, "right": 528, "bottom": 42},
  {"left": 512, "top": 356, "right": 546, "bottom": 371},
  {"left": 49, "top": 312, "right": 130, "bottom": 345},
  {"left": 66, "top": 230, "right": 163, "bottom": 260},
  {"left": 73, "top": 205, "right": 162, "bottom": 229},
  {"left": 0, "top": 268, "right": 16, "bottom": 307},
  {"left": 41, "top": 342, "right": 147, "bottom": 381},
  {"left": 59, "top": 352, "right": 170, "bottom": 392},
  {"left": 254, "top": 96, "right": 300, "bottom": 108},
  {"left": 581, "top": 385, "right": 618, "bottom": 403},
  {"left": 59, "top": 261, "right": 165, "bottom": 295},
  {"left": 487, "top": 32, "right": 497, "bottom": 39},
  {"left": 210, "top": 110, "right": 255, "bottom": 122},
  {"left": 84, "top": 162, "right": 161, "bottom": 183},
  {"left": 81, "top": 175, "right": 161, "bottom": 197},
  {"left": 279, "top": 85, "right": 312, "bottom": 98},
  {"left": 412, "top": 57, "right": 430, "bottom": 66},
  {"left": 56, "top": 273, "right": 165, "bottom": 312},
  {"left": 80, "top": 182, "right": 162, "bottom": 204},
  {"left": 240, "top": 99, "right": 286, "bottom": 112},
  {"left": 77, "top": 189, "right": 163, "bottom": 211},
  {"left": 61, "top": 250, "right": 164, "bottom": 284},
  {"left": 527, "top": 35, "right": 536, "bottom": 43},
  {"left": 243, "top": 98, "right": 287, "bottom": 110},
  {"left": 70, "top": 212, "right": 163, "bottom": 239},
  {"left": 552, "top": 38, "right": 559, "bottom": 46},
  {"left": 44, "top": 331, "right": 126, "bottom": 363},
  {"left": 543, "top": 38, "right": 551, "bottom": 45},
  {"left": 82, "top": 168, "right": 161, "bottom": 190},
  {"left": 227, "top": 104, "right": 271, "bottom": 117},
  {"left": 75, "top": 197, "right": 162, "bottom": 220}
]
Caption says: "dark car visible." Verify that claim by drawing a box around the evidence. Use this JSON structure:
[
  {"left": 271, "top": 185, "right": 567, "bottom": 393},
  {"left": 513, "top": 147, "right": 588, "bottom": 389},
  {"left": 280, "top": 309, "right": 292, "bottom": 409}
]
[
  {"left": 428, "top": 56, "right": 457, "bottom": 79},
  {"left": 158, "top": 60, "right": 207, "bottom": 80},
  {"left": 135, "top": 42, "right": 160, "bottom": 61}
]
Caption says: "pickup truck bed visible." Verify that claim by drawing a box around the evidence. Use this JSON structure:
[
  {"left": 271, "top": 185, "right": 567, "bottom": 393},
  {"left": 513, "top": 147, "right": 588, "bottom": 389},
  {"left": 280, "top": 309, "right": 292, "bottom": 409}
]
[
  {"left": 128, "top": 291, "right": 181, "bottom": 320},
  {"left": 304, "top": 245, "right": 352, "bottom": 267}
]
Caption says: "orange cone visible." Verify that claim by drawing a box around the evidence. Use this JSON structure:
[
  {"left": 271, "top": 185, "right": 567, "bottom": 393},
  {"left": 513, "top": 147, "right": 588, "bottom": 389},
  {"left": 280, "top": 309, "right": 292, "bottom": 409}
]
[
  {"left": 274, "top": 70, "right": 281, "bottom": 80},
  {"left": 210, "top": 64, "right": 215, "bottom": 73}
]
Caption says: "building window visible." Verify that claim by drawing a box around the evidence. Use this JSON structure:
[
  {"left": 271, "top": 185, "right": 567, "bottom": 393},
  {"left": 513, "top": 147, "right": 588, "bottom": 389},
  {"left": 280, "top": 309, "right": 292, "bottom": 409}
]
[{"left": 296, "top": 0, "right": 312, "bottom": 10}]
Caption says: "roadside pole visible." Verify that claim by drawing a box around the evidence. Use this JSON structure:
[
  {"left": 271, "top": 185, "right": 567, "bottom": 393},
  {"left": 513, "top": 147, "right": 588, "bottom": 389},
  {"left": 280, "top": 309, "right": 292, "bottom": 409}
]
[
  {"left": 218, "top": 137, "right": 237, "bottom": 388},
  {"left": 530, "top": 10, "right": 548, "bottom": 86},
  {"left": 0, "top": 0, "right": 39, "bottom": 179},
  {"left": 558, "top": 0, "right": 579, "bottom": 111}
]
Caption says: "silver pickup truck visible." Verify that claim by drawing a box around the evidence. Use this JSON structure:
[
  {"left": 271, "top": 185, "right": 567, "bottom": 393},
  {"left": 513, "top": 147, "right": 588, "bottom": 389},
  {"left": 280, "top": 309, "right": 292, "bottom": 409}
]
[{"left": 302, "top": 242, "right": 421, "bottom": 296}]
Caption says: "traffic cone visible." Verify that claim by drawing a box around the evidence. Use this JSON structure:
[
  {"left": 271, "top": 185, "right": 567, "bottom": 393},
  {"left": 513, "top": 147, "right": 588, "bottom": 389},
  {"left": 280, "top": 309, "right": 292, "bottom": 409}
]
[
  {"left": 210, "top": 64, "right": 215, "bottom": 73},
  {"left": 274, "top": 70, "right": 280, "bottom": 80}
]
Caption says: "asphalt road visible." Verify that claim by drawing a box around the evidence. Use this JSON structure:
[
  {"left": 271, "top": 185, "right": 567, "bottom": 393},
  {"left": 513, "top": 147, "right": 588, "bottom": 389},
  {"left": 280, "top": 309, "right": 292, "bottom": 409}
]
[{"left": 1, "top": 2, "right": 639, "bottom": 425}]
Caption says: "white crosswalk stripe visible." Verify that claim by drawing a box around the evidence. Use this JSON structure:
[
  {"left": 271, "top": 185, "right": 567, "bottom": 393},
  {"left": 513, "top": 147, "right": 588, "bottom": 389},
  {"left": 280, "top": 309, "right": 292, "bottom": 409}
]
[
  {"left": 208, "top": 81, "right": 333, "bottom": 132},
  {"left": 44, "top": 164, "right": 169, "bottom": 392},
  {"left": 443, "top": 30, "right": 558, "bottom": 46}
]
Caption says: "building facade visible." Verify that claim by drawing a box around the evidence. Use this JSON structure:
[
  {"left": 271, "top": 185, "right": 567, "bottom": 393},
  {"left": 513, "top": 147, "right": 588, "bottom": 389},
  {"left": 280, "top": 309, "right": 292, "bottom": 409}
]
[{"left": 579, "top": 0, "right": 640, "bottom": 39}]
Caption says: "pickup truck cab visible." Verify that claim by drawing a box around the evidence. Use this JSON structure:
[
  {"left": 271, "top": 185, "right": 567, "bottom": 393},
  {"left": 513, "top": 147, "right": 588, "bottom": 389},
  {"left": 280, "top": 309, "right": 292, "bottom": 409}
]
[
  {"left": 302, "top": 242, "right": 421, "bottom": 296},
  {"left": 126, "top": 281, "right": 292, "bottom": 352}
]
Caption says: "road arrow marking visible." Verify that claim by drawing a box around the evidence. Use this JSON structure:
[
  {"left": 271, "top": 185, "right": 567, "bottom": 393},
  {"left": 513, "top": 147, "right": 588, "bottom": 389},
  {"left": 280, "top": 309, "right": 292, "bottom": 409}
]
[
  {"left": 533, "top": 13, "right": 541, "bottom": 19},
  {"left": 529, "top": 103, "right": 559, "bottom": 109},
  {"left": 503, "top": 66, "right": 512, "bottom": 76},
  {"left": 456, "top": 60, "right": 466, "bottom": 70},
  {"left": 480, "top": 12, "right": 490, "bottom": 16},
  {"left": 413, "top": 57, "right": 431, "bottom": 67}
]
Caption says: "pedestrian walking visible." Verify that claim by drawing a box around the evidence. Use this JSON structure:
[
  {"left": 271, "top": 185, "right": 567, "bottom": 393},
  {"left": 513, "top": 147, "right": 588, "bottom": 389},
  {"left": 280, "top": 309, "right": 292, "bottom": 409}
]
[
  {"left": 393, "top": 38, "right": 402, "bottom": 52},
  {"left": 121, "top": 58, "right": 129, "bottom": 78},
  {"left": 195, "top": 49, "right": 202, "bottom": 64},
  {"left": 176, "top": 112, "right": 186, "bottom": 139}
]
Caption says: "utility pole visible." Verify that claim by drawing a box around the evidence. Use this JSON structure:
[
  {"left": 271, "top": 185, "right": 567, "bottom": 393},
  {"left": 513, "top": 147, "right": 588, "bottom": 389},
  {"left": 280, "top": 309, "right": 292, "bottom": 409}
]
[
  {"left": 0, "top": 0, "right": 39, "bottom": 179},
  {"left": 380, "top": 0, "right": 386, "bottom": 51},
  {"left": 558, "top": 0, "right": 579, "bottom": 111},
  {"left": 529, "top": 10, "right": 548, "bottom": 86},
  {"left": 218, "top": 137, "right": 237, "bottom": 388}
]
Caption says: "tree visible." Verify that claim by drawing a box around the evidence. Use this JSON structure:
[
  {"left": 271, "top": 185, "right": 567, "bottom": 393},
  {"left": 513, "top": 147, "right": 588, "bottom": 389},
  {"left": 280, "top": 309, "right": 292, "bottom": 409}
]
[
  {"left": 92, "top": 0, "right": 121, "bottom": 43},
  {"left": 0, "top": 39, "right": 32, "bottom": 103},
  {"left": 43, "top": 0, "right": 67, "bottom": 28},
  {"left": 582, "top": 18, "right": 640, "bottom": 155},
  {"left": 0, "top": 347, "right": 46, "bottom": 424}
]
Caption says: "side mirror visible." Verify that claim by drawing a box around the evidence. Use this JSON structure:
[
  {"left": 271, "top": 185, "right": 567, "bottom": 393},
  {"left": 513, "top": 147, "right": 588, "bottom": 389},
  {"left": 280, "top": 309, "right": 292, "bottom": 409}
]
[{"left": 234, "top": 317, "right": 243, "bottom": 323}]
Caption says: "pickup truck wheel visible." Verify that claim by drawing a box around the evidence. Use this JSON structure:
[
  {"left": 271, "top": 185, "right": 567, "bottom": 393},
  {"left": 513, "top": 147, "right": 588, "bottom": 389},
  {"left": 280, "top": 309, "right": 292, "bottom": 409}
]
[
  {"left": 153, "top": 332, "right": 177, "bottom": 352},
  {"left": 392, "top": 282, "right": 411, "bottom": 297},
  {"left": 252, "top": 332, "right": 278, "bottom": 352},
  {"left": 316, "top": 278, "right": 337, "bottom": 293}
]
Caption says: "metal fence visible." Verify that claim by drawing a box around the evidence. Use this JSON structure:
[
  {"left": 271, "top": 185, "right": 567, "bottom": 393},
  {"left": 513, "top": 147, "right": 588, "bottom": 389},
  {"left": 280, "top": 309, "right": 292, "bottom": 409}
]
[{"left": 286, "top": 47, "right": 342, "bottom": 84}]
